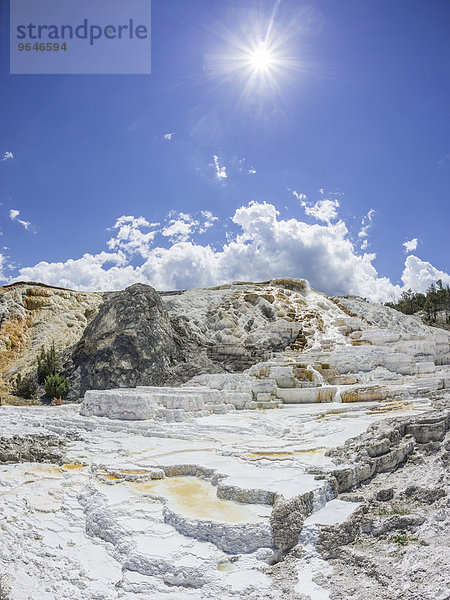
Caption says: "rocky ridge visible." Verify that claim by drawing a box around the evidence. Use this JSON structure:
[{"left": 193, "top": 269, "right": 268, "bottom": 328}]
[{"left": 2, "top": 278, "right": 449, "bottom": 403}]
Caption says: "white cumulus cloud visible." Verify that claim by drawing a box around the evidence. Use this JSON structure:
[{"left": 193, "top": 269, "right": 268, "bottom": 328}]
[
  {"left": 107, "top": 215, "right": 159, "bottom": 258},
  {"left": 15, "top": 252, "right": 139, "bottom": 291},
  {"left": 403, "top": 238, "right": 419, "bottom": 253},
  {"left": 303, "top": 199, "right": 340, "bottom": 224},
  {"left": 161, "top": 212, "right": 200, "bottom": 243},
  {"left": 0, "top": 253, "right": 7, "bottom": 280},
  {"left": 401, "top": 255, "right": 450, "bottom": 292},
  {"left": 7, "top": 201, "right": 449, "bottom": 302},
  {"left": 199, "top": 210, "right": 219, "bottom": 233}
]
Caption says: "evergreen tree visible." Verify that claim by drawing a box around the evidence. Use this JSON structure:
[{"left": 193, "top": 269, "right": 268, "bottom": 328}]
[
  {"left": 386, "top": 279, "right": 450, "bottom": 330},
  {"left": 44, "top": 373, "right": 70, "bottom": 400},
  {"left": 37, "top": 342, "right": 60, "bottom": 384}
]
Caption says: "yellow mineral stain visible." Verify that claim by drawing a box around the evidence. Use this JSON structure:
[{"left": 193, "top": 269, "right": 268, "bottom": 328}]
[
  {"left": 62, "top": 463, "right": 86, "bottom": 470},
  {"left": 246, "top": 448, "right": 325, "bottom": 461},
  {"left": 31, "top": 465, "right": 63, "bottom": 476},
  {"left": 102, "top": 473, "right": 123, "bottom": 481},
  {"left": 247, "top": 451, "right": 295, "bottom": 458},
  {"left": 315, "top": 410, "right": 346, "bottom": 420},
  {"left": 118, "top": 469, "right": 150, "bottom": 475},
  {"left": 132, "top": 476, "right": 264, "bottom": 523}
]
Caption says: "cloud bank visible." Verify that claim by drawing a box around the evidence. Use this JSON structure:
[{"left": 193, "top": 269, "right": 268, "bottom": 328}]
[{"left": 7, "top": 201, "right": 449, "bottom": 301}]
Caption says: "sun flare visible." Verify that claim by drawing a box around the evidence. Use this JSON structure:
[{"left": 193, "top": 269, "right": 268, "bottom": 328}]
[
  {"left": 248, "top": 42, "right": 275, "bottom": 73},
  {"left": 204, "top": 5, "right": 300, "bottom": 100}
]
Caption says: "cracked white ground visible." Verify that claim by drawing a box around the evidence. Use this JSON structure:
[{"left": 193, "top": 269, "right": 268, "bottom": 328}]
[{"left": 0, "top": 395, "right": 444, "bottom": 600}]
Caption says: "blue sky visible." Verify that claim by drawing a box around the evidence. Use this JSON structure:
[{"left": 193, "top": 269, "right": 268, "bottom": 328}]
[{"left": 1, "top": 0, "right": 449, "bottom": 300}]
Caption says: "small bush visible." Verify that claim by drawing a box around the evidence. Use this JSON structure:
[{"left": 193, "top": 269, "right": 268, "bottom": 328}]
[
  {"left": 392, "top": 531, "right": 418, "bottom": 546},
  {"left": 12, "top": 373, "right": 37, "bottom": 400},
  {"left": 44, "top": 373, "right": 70, "bottom": 401},
  {"left": 37, "top": 342, "right": 60, "bottom": 384}
]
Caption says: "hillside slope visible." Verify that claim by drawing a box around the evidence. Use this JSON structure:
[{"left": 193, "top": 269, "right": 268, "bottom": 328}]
[
  {"left": 0, "top": 282, "right": 103, "bottom": 398},
  {"left": 1, "top": 279, "right": 449, "bottom": 401}
]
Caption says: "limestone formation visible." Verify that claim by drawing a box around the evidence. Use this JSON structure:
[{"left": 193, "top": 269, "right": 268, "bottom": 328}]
[
  {"left": 1, "top": 277, "right": 450, "bottom": 599},
  {"left": 0, "top": 282, "right": 102, "bottom": 397}
]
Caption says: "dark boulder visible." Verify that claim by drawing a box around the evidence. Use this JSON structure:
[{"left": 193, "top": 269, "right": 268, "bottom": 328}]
[{"left": 71, "top": 284, "right": 187, "bottom": 394}]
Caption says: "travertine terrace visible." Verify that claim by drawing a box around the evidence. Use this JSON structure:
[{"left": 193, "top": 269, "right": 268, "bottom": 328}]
[{"left": 0, "top": 279, "right": 449, "bottom": 599}]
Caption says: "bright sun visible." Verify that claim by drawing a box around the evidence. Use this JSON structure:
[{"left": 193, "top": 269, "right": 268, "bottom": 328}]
[
  {"left": 204, "top": 8, "right": 299, "bottom": 99},
  {"left": 248, "top": 42, "right": 275, "bottom": 73}
]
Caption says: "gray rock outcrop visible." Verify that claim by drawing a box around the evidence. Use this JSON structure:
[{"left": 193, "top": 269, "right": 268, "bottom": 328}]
[
  {"left": 0, "top": 434, "right": 65, "bottom": 463},
  {"left": 70, "top": 284, "right": 190, "bottom": 394},
  {"left": 67, "top": 280, "right": 310, "bottom": 396}
]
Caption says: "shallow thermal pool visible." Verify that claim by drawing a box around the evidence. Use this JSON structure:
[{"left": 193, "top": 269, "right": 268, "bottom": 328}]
[{"left": 130, "top": 475, "right": 271, "bottom": 523}]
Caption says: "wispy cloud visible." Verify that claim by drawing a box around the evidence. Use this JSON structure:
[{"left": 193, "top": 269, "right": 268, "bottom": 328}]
[
  {"left": 403, "top": 237, "right": 419, "bottom": 253},
  {"left": 438, "top": 153, "right": 450, "bottom": 166},
  {"left": 212, "top": 155, "right": 227, "bottom": 180},
  {"left": 9, "top": 208, "right": 32, "bottom": 231},
  {"left": 1, "top": 151, "right": 14, "bottom": 161},
  {"left": 237, "top": 157, "right": 256, "bottom": 175},
  {"left": 358, "top": 209, "right": 375, "bottom": 245},
  {"left": 291, "top": 190, "right": 307, "bottom": 202},
  {"left": 199, "top": 210, "right": 219, "bottom": 233}
]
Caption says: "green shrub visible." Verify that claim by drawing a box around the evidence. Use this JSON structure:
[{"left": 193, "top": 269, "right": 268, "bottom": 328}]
[
  {"left": 12, "top": 373, "right": 38, "bottom": 400},
  {"left": 392, "top": 531, "right": 418, "bottom": 546},
  {"left": 44, "top": 373, "right": 70, "bottom": 400},
  {"left": 37, "top": 342, "right": 60, "bottom": 384}
]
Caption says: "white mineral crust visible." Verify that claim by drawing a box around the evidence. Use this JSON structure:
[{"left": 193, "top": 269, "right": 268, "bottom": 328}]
[{"left": 1, "top": 282, "right": 449, "bottom": 599}]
